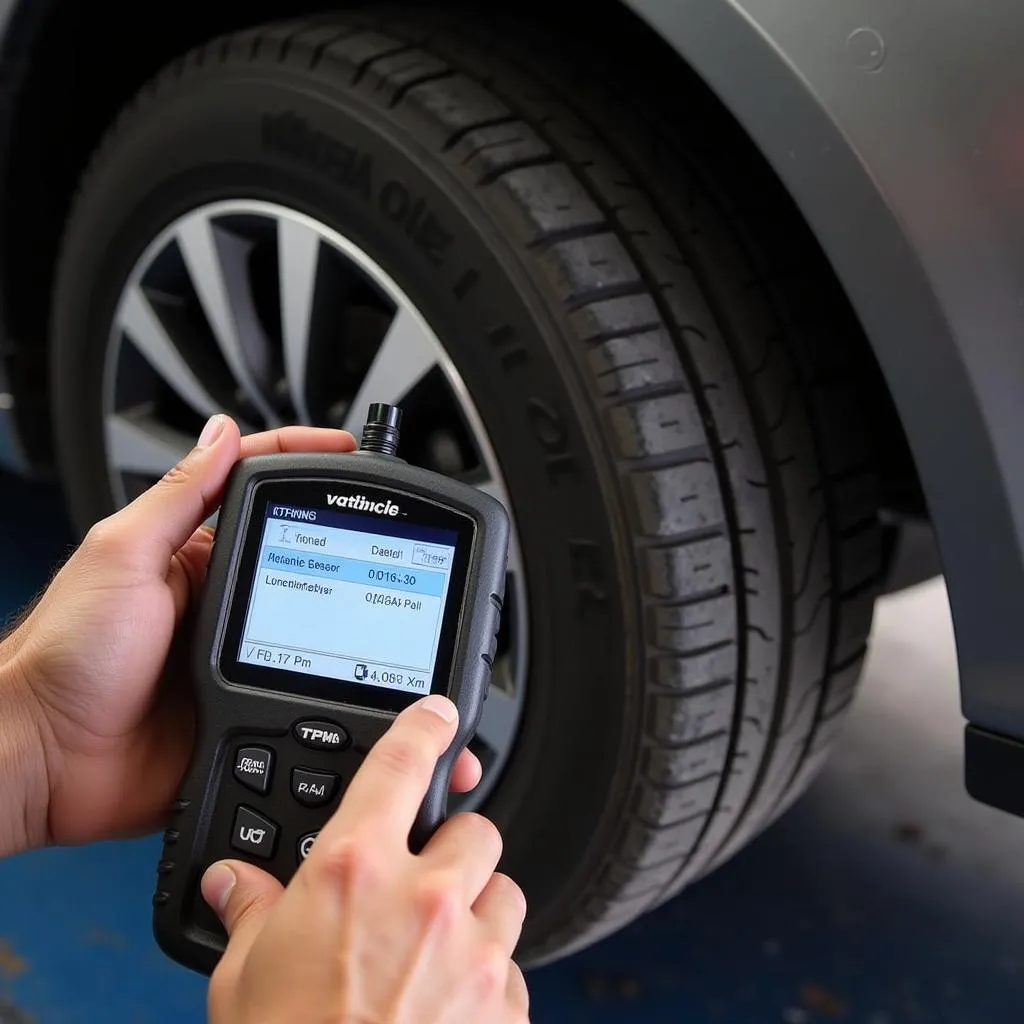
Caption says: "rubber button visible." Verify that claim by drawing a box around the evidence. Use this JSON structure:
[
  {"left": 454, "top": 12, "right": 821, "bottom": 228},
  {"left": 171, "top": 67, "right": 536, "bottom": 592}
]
[
  {"left": 233, "top": 746, "right": 273, "bottom": 794},
  {"left": 230, "top": 806, "right": 278, "bottom": 860},
  {"left": 291, "top": 767, "right": 339, "bottom": 807},
  {"left": 293, "top": 720, "right": 349, "bottom": 751},
  {"left": 482, "top": 606, "right": 500, "bottom": 669}
]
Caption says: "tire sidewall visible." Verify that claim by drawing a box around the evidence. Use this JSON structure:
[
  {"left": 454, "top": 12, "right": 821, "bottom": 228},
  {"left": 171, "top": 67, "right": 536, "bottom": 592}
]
[{"left": 51, "top": 62, "right": 636, "bottom": 945}]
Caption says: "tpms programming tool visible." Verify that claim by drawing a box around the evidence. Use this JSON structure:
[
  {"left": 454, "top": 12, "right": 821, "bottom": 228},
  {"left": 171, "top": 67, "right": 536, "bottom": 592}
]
[{"left": 152, "top": 403, "right": 510, "bottom": 974}]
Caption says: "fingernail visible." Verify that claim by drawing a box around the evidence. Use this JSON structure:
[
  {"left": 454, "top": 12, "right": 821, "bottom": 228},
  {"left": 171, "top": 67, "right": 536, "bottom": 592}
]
[
  {"left": 419, "top": 695, "right": 457, "bottom": 723},
  {"left": 201, "top": 862, "right": 236, "bottom": 915},
  {"left": 197, "top": 415, "right": 225, "bottom": 448}
]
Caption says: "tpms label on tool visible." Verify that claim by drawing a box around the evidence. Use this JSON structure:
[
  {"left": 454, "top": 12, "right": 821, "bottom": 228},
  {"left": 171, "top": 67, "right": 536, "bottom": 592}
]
[{"left": 293, "top": 720, "right": 349, "bottom": 750}]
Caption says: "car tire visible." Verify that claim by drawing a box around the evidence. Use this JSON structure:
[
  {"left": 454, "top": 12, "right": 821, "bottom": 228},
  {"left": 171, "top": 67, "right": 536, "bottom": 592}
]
[{"left": 50, "top": 12, "right": 883, "bottom": 964}]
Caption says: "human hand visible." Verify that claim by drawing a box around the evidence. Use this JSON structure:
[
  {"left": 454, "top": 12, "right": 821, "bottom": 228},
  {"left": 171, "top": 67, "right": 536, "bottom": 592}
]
[
  {"left": 0, "top": 415, "right": 481, "bottom": 854},
  {"left": 201, "top": 695, "right": 529, "bottom": 1024}
]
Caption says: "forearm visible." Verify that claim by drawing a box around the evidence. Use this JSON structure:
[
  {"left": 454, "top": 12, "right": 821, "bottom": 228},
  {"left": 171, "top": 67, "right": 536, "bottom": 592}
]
[{"left": 0, "top": 637, "right": 51, "bottom": 856}]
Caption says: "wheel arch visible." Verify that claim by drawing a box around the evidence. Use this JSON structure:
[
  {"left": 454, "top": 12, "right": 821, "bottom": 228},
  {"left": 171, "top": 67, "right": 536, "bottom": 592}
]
[{"left": 621, "top": 0, "right": 1024, "bottom": 746}]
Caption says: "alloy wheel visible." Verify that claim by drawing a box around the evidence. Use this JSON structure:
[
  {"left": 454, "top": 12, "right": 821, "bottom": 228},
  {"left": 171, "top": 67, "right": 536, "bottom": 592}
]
[{"left": 103, "top": 200, "right": 528, "bottom": 807}]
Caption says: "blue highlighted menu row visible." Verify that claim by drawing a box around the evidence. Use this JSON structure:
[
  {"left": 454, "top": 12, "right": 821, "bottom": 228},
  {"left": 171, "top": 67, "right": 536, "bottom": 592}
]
[{"left": 259, "top": 546, "right": 446, "bottom": 597}]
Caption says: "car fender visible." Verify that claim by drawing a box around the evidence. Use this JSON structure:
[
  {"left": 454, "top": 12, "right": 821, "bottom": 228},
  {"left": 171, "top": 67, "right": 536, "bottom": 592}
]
[{"left": 620, "top": 0, "right": 1024, "bottom": 763}]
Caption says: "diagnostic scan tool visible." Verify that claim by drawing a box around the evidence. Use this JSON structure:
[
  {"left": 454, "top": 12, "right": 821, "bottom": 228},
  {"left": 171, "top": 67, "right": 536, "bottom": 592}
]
[{"left": 152, "top": 404, "right": 509, "bottom": 974}]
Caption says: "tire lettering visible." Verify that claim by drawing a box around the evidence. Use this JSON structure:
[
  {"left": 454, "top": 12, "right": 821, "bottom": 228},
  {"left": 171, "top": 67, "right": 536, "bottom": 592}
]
[
  {"left": 262, "top": 111, "right": 452, "bottom": 266},
  {"left": 568, "top": 539, "right": 609, "bottom": 609},
  {"left": 526, "top": 397, "right": 576, "bottom": 483},
  {"left": 486, "top": 323, "right": 529, "bottom": 371},
  {"left": 378, "top": 180, "right": 453, "bottom": 267},
  {"left": 452, "top": 268, "right": 479, "bottom": 301},
  {"left": 262, "top": 111, "right": 372, "bottom": 199}
]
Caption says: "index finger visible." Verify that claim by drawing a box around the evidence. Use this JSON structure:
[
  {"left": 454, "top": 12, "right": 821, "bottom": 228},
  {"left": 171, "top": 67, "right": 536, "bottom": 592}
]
[
  {"left": 239, "top": 425, "right": 356, "bottom": 458},
  {"left": 316, "top": 695, "right": 459, "bottom": 849}
]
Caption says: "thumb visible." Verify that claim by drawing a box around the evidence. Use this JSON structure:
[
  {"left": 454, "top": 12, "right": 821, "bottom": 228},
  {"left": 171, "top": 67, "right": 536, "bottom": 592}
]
[
  {"left": 202, "top": 859, "right": 283, "bottom": 954},
  {"left": 114, "top": 414, "right": 242, "bottom": 570}
]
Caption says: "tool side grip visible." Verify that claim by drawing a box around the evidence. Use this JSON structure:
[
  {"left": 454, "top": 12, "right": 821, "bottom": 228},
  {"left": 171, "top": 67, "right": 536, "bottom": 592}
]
[{"left": 411, "top": 536, "right": 506, "bottom": 852}]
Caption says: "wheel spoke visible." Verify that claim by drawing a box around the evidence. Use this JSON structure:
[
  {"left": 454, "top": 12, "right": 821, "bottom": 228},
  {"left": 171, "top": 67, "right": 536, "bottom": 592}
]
[
  {"left": 118, "top": 285, "right": 223, "bottom": 420},
  {"left": 277, "top": 217, "right": 321, "bottom": 425},
  {"left": 176, "top": 213, "right": 281, "bottom": 427},
  {"left": 342, "top": 305, "right": 442, "bottom": 436},
  {"left": 105, "top": 412, "right": 191, "bottom": 476},
  {"left": 475, "top": 684, "right": 520, "bottom": 756}
]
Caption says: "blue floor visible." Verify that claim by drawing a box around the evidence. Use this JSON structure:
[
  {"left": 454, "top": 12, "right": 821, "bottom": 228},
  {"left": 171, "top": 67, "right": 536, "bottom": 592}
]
[{"left": 1, "top": 474, "right": 1023, "bottom": 1022}]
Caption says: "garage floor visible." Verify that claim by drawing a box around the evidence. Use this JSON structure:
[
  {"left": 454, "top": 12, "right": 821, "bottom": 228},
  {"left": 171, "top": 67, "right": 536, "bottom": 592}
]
[{"left": 1, "top": 475, "right": 1023, "bottom": 1023}]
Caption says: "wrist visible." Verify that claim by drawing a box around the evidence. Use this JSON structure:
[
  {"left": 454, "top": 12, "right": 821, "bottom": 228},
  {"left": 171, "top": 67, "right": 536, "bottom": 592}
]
[{"left": 0, "top": 638, "right": 52, "bottom": 856}]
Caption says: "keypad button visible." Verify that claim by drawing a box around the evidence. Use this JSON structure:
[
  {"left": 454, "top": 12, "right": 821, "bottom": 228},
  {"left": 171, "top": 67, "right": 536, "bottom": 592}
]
[
  {"left": 233, "top": 746, "right": 274, "bottom": 794},
  {"left": 230, "top": 806, "right": 278, "bottom": 859},
  {"left": 293, "top": 719, "right": 349, "bottom": 751},
  {"left": 298, "top": 831, "right": 319, "bottom": 862},
  {"left": 291, "top": 767, "right": 339, "bottom": 807}
]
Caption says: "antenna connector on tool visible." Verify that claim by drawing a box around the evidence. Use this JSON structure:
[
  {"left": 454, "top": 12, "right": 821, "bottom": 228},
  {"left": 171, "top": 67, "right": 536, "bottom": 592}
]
[{"left": 359, "top": 403, "right": 403, "bottom": 456}]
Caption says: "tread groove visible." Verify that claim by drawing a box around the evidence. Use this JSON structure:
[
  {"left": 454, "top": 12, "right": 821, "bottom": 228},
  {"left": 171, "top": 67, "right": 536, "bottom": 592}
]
[
  {"left": 477, "top": 154, "right": 559, "bottom": 186},
  {"left": 648, "top": 729, "right": 730, "bottom": 754},
  {"left": 646, "top": 585, "right": 730, "bottom": 611},
  {"left": 642, "top": 770, "right": 721, "bottom": 793},
  {"left": 443, "top": 114, "right": 521, "bottom": 151},
  {"left": 564, "top": 281, "right": 650, "bottom": 312},
  {"left": 606, "top": 380, "right": 694, "bottom": 407},
  {"left": 389, "top": 69, "right": 455, "bottom": 108},
  {"left": 529, "top": 223, "right": 614, "bottom": 250},
  {"left": 353, "top": 43, "right": 414, "bottom": 85}
]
